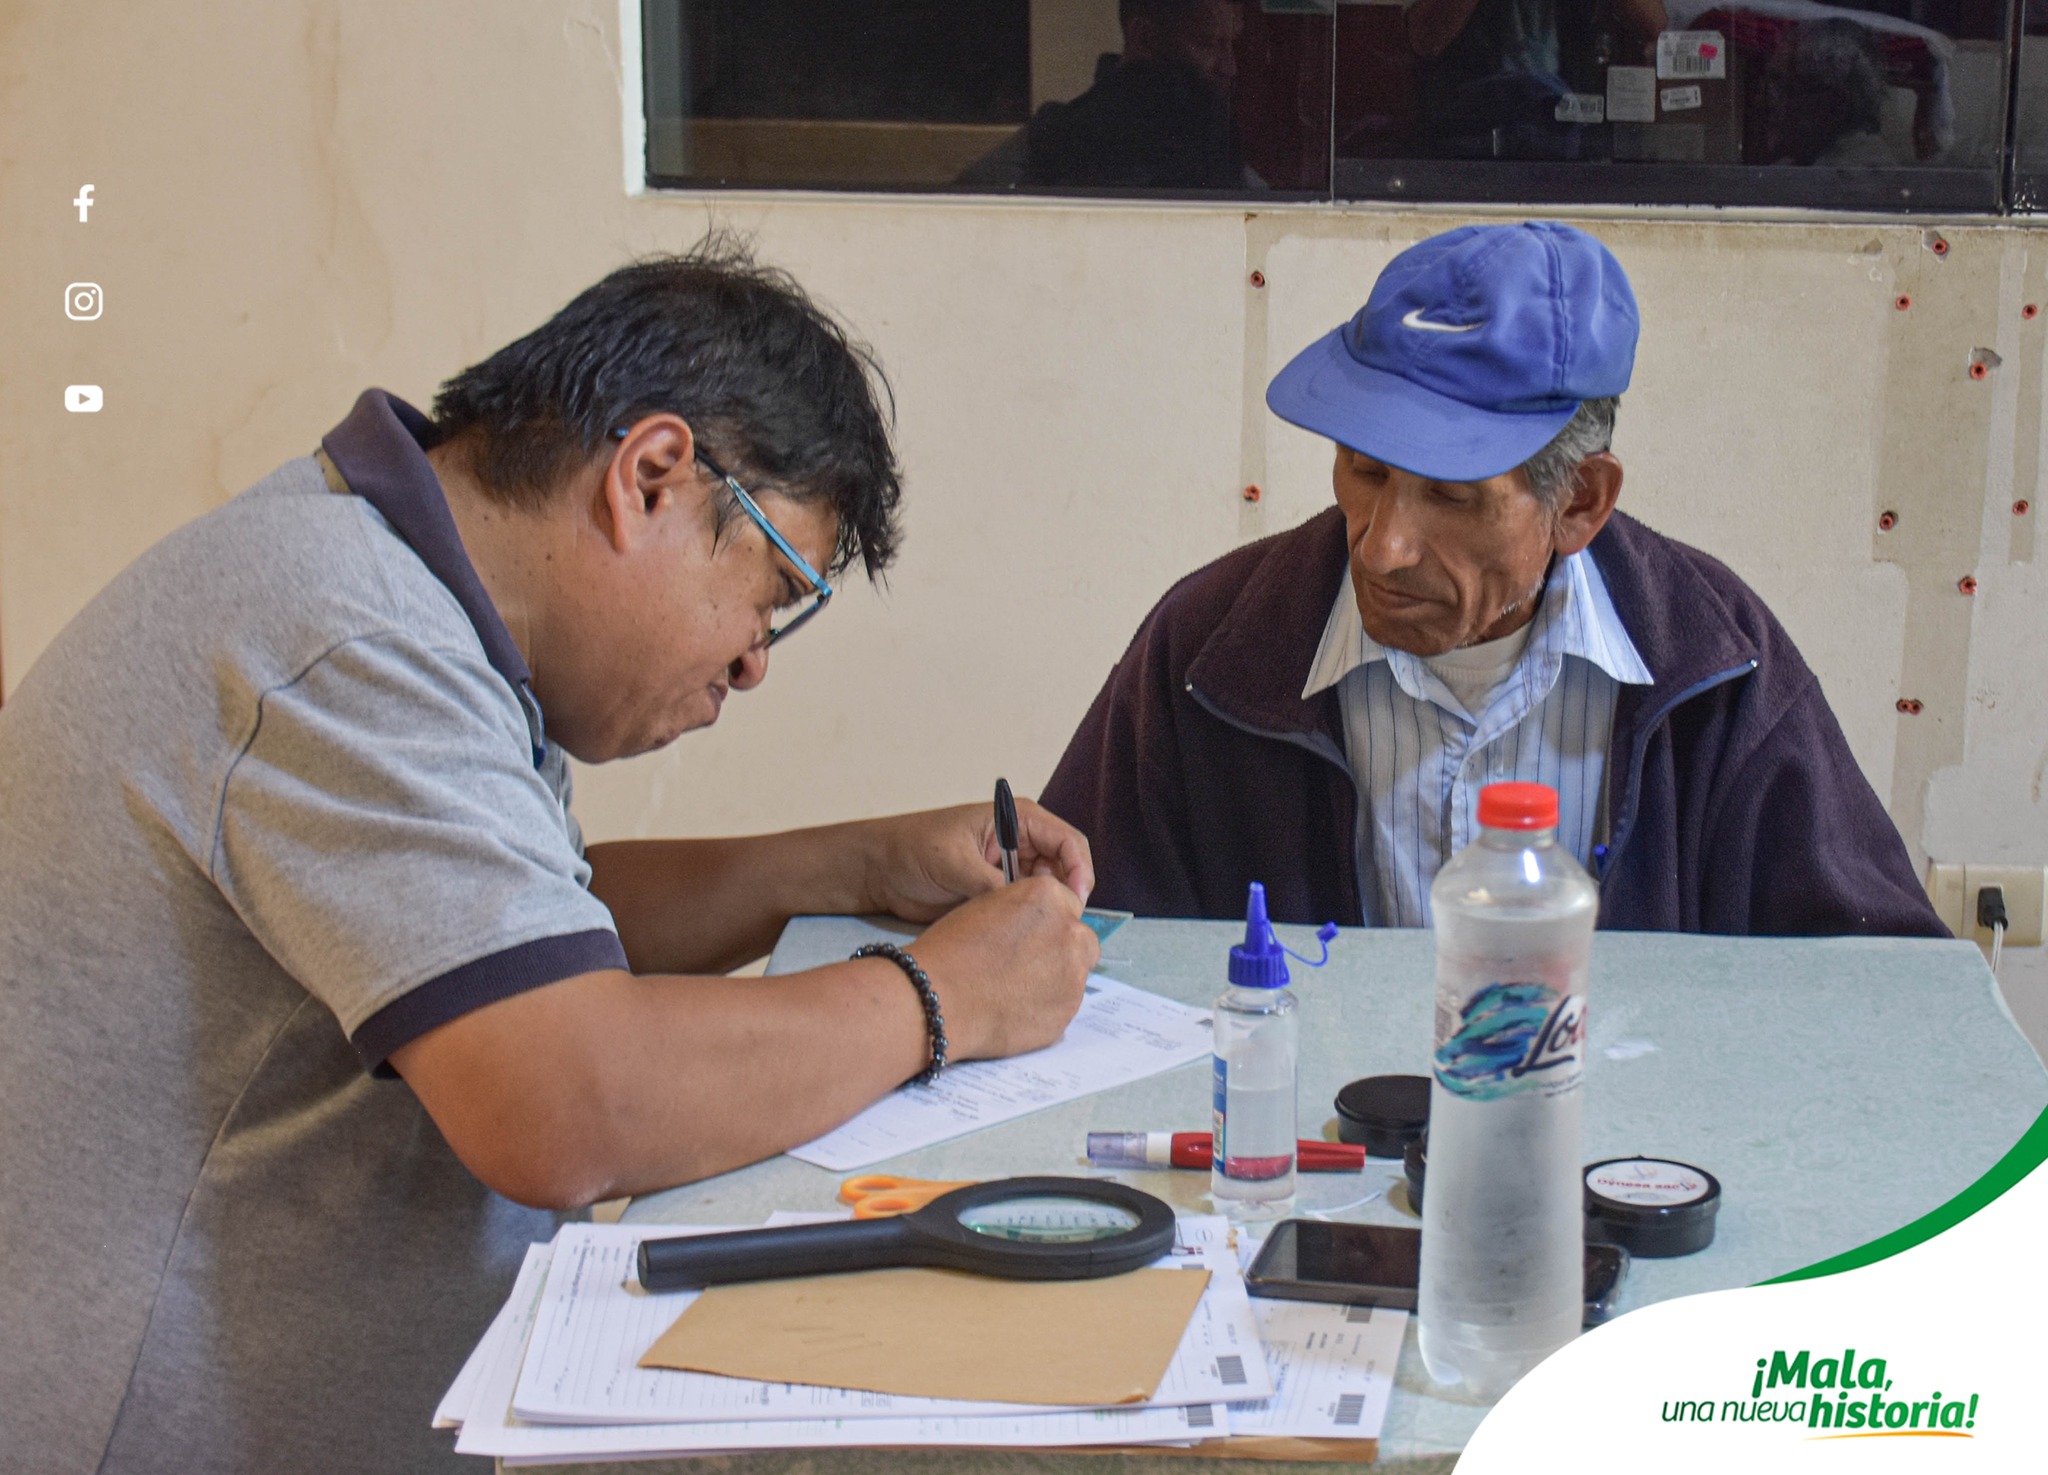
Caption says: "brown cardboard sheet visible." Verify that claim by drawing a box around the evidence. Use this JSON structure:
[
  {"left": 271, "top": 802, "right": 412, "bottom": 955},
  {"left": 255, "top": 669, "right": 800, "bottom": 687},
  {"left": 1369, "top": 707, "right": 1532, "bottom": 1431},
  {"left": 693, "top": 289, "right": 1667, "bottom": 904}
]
[{"left": 639, "top": 1265, "right": 1210, "bottom": 1406}]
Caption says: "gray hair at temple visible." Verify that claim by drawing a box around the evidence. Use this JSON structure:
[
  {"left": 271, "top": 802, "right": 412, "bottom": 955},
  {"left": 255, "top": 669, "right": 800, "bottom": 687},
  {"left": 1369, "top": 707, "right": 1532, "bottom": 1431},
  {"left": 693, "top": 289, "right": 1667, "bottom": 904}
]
[{"left": 1518, "top": 396, "right": 1619, "bottom": 510}]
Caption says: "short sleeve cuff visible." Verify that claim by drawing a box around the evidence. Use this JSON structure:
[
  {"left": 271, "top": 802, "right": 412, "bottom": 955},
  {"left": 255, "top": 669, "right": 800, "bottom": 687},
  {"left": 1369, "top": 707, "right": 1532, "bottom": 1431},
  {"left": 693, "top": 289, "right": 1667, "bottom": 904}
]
[{"left": 351, "top": 928, "right": 629, "bottom": 1077}]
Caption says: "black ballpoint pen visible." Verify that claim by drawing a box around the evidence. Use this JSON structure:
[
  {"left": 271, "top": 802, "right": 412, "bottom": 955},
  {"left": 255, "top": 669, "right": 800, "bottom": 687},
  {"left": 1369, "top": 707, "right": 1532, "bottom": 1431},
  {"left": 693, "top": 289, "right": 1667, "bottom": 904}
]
[{"left": 993, "top": 778, "right": 1020, "bottom": 884}]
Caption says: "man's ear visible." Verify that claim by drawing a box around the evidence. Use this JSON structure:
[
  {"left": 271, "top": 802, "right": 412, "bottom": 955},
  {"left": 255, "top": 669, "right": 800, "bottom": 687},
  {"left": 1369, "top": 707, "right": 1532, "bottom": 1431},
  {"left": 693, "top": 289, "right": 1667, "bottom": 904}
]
[
  {"left": 1552, "top": 452, "right": 1623, "bottom": 558},
  {"left": 594, "top": 414, "right": 698, "bottom": 555}
]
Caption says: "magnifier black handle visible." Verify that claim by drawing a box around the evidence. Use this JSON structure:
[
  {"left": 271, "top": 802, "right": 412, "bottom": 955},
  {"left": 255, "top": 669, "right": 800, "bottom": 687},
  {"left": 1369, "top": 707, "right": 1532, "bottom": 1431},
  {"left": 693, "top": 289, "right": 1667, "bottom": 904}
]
[{"left": 637, "top": 1216, "right": 915, "bottom": 1292}]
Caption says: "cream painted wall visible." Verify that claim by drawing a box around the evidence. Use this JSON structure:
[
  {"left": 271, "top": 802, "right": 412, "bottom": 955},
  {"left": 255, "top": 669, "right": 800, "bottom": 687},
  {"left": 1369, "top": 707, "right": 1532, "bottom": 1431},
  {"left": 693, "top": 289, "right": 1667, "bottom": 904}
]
[{"left": 3, "top": 2, "right": 2044, "bottom": 1044}]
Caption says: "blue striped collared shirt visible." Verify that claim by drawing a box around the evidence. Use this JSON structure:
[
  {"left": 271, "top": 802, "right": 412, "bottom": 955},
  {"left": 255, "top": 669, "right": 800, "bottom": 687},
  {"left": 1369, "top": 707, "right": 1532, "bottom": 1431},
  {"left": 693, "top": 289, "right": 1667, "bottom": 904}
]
[{"left": 1302, "top": 551, "right": 1653, "bottom": 928}]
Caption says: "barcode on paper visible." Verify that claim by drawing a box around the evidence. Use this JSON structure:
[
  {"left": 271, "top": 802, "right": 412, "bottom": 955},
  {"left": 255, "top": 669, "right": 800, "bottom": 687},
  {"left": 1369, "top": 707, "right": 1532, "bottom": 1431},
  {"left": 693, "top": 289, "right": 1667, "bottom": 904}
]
[
  {"left": 1335, "top": 1393, "right": 1367, "bottom": 1426},
  {"left": 1656, "top": 31, "right": 1725, "bottom": 80},
  {"left": 1216, "top": 1354, "right": 1248, "bottom": 1386},
  {"left": 1345, "top": 1304, "right": 1375, "bottom": 1323},
  {"left": 1661, "top": 84, "right": 1703, "bottom": 112},
  {"left": 1185, "top": 1403, "right": 1217, "bottom": 1429}
]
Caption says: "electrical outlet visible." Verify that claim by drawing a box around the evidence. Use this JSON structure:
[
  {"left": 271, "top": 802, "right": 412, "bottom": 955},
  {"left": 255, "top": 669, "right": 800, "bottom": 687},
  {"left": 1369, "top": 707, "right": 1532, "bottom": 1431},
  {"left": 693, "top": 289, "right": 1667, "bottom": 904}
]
[
  {"left": 1962, "top": 864, "right": 2047, "bottom": 948},
  {"left": 1928, "top": 863, "right": 2047, "bottom": 947}
]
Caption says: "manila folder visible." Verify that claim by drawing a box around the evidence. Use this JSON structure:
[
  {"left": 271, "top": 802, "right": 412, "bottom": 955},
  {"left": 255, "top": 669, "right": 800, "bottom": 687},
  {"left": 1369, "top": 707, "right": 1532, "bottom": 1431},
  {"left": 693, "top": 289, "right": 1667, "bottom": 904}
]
[{"left": 638, "top": 1265, "right": 1210, "bottom": 1406}]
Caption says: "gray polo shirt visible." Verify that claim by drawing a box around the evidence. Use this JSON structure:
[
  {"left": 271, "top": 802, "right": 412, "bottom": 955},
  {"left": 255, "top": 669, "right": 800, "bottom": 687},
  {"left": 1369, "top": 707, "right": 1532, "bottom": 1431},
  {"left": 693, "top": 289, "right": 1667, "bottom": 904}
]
[{"left": 0, "top": 391, "right": 628, "bottom": 1474}]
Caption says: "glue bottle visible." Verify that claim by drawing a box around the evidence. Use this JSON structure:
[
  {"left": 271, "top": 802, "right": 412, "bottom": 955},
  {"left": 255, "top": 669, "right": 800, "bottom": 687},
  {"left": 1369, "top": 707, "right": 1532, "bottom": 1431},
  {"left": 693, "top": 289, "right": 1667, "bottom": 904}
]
[
  {"left": 1210, "top": 883, "right": 1336, "bottom": 1220},
  {"left": 1418, "top": 781, "right": 1597, "bottom": 1402}
]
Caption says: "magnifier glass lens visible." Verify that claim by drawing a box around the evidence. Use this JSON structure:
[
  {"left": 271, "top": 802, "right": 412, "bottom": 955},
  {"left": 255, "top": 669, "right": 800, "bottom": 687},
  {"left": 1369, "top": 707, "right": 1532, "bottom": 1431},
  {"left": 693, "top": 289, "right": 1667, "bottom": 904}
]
[{"left": 956, "top": 1196, "right": 1144, "bottom": 1243}]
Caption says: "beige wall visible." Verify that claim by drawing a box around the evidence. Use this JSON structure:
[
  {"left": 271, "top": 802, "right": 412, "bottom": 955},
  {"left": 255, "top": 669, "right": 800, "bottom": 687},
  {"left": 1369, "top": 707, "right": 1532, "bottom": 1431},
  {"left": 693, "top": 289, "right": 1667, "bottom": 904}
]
[{"left": 3, "top": 2, "right": 2044, "bottom": 1042}]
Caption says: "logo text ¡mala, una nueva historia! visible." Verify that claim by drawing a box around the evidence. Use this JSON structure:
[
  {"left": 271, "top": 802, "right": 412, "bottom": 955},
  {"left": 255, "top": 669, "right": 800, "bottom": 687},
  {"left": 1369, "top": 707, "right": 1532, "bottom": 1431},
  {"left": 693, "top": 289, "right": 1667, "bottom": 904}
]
[{"left": 1659, "top": 1349, "right": 1979, "bottom": 1438}]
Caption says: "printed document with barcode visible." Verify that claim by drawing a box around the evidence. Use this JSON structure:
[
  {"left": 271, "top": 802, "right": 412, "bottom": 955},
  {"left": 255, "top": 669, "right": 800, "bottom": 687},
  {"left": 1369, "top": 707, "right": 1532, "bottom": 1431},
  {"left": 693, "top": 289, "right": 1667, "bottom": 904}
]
[
  {"left": 1655, "top": 29, "right": 1726, "bottom": 80},
  {"left": 1227, "top": 1298, "right": 1405, "bottom": 1439},
  {"left": 1226, "top": 1238, "right": 1406, "bottom": 1440}
]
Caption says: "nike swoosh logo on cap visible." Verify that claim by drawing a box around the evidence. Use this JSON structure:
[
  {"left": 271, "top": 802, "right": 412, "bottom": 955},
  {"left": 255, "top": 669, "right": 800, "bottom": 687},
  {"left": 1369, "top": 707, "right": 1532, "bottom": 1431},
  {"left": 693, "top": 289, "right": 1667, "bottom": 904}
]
[{"left": 1402, "top": 307, "right": 1483, "bottom": 334}]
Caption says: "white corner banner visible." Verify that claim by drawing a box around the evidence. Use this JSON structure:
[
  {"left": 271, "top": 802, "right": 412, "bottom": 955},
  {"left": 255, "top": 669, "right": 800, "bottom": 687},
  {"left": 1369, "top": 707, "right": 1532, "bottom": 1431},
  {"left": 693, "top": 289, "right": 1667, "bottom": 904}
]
[{"left": 1458, "top": 1130, "right": 2048, "bottom": 1471}]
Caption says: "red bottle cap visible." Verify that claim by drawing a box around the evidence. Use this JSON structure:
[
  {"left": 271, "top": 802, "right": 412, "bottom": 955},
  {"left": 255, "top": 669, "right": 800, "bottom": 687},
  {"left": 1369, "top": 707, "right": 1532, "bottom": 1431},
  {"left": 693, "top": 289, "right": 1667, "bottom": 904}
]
[{"left": 1477, "top": 781, "right": 1559, "bottom": 830}]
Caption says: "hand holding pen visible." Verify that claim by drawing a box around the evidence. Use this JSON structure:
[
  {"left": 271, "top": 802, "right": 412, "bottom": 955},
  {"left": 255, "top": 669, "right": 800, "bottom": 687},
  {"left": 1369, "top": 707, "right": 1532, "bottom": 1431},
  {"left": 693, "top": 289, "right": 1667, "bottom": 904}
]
[
  {"left": 848, "top": 796, "right": 1095, "bottom": 923},
  {"left": 994, "top": 778, "right": 1020, "bottom": 885}
]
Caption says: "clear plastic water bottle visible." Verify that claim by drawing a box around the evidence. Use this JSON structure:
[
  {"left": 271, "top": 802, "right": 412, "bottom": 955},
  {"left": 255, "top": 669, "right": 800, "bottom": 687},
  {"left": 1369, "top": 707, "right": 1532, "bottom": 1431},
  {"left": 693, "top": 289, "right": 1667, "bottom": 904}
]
[
  {"left": 1418, "top": 782, "right": 1597, "bottom": 1402},
  {"left": 1210, "top": 883, "right": 1301, "bottom": 1219}
]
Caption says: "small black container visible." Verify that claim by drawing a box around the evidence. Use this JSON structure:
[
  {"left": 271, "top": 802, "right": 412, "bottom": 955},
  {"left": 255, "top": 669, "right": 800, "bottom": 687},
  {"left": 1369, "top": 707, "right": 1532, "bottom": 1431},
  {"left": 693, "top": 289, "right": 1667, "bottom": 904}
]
[
  {"left": 1583, "top": 1157, "right": 1721, "bottom": 1258},
  {"left": 1402, "top": 1133, "right": 1427, "bottom": 1211},
  {"left": 1335, "top": 1074, "right": 1431, "bottom": 1158}
]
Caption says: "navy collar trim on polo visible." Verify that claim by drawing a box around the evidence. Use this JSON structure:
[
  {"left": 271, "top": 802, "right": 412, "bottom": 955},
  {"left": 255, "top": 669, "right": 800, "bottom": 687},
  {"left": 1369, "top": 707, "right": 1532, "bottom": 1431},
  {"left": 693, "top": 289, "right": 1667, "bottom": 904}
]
[{"left": 320, "top": 389, "right": 545, "bottom": 763}]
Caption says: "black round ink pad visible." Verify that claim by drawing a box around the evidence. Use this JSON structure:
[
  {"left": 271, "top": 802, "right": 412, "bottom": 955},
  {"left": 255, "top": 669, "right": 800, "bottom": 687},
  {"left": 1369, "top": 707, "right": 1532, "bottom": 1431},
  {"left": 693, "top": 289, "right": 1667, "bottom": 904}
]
[
  {"left": 1335, "top": 1074, "right": 1431, "bottom": 1158},
  {"left": 1583, "top": 1157, "right": 1721, "bottom": 1258}
]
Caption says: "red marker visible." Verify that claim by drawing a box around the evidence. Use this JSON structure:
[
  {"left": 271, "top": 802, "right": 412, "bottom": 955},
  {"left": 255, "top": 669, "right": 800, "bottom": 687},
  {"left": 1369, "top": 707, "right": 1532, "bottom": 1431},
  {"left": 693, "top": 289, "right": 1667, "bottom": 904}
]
[{"left": 1086, "top": 1131, "right": 1366, "bottom": 1172}]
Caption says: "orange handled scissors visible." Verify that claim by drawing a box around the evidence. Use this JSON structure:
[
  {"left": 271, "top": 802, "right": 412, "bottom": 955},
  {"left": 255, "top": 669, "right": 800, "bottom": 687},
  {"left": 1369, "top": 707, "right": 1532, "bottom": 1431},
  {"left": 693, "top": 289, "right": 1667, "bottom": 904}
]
[{"left": 836, "top": 1174, "right": 977, "bottom": 1219}]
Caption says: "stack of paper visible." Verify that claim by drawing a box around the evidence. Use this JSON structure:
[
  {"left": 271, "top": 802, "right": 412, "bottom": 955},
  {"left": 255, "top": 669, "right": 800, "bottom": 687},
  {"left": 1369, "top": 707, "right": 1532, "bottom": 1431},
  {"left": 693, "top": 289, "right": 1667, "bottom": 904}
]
[{"left": 436, "top": 1213, "right": 1406, "bottom": 1464}]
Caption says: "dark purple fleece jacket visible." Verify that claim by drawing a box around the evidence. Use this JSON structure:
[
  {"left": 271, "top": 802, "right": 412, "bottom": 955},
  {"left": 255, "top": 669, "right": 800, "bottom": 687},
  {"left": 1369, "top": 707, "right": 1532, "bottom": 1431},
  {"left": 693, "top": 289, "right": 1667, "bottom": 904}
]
[{"left": 1042, "top": 506, "right": 1947, "bottom": 937}]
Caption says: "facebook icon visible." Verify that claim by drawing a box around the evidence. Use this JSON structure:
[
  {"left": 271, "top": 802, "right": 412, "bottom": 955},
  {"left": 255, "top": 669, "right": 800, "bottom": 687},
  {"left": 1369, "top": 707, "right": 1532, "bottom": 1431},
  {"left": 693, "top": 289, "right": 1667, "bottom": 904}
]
[{"left": 74, "top": 184, "right": 94, "bottom": 222}]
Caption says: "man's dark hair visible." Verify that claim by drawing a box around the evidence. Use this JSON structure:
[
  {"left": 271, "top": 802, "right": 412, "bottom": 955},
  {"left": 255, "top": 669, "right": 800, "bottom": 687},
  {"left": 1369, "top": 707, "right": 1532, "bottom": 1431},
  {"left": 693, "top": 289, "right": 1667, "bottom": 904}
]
[{"left": 431, "top": 235, "right": 901, "bottom": 578}]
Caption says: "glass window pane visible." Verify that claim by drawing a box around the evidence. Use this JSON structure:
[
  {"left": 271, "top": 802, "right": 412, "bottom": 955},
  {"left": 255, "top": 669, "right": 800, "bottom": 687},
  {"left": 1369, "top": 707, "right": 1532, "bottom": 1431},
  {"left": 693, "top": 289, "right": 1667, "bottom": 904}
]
[
  {"left": 644, "top": 0, "right": 1334, "bottom": 198},
  {"left": 2010, "top": 1, "right": 2048, "bottom": 209},
  {"left": 646, "top": 0, "right": 1032, "bottom": 189},
  {"left": 1331, "top": 1, "right": 2009, "bottom": 213}
]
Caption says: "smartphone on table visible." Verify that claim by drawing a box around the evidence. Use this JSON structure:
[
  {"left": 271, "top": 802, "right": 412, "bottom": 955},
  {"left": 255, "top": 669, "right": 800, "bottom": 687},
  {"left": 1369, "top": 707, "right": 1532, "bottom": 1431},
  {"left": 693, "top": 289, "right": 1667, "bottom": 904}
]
[{"left": 1244, "top": 1220, "right": 1628, "bottom": 1328}]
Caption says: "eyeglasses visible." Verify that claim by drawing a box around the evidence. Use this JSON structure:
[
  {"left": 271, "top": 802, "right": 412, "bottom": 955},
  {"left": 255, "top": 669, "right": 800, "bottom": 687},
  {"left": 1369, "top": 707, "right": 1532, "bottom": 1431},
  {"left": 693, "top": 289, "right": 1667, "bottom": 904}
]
[
  {"left": 691, "top": 448, "right": 834, "bottom": 646},
  {"left": 610, "top": 430, "right": 834, "bottom": 645}
]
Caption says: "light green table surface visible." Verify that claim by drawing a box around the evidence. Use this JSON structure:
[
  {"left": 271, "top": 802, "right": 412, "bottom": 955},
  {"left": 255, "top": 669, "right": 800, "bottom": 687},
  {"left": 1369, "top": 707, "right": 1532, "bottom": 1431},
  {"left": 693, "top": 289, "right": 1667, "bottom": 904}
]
[{"left": 570, "top": 918, "right": 2047, "bottom": 1474}]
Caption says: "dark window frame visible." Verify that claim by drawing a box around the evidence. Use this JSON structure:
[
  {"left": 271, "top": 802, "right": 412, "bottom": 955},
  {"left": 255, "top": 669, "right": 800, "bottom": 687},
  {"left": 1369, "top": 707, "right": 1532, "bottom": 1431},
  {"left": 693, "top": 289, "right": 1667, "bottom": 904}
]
[{"left": 640, "top": 0, "right": 2042, "bottom": 217}]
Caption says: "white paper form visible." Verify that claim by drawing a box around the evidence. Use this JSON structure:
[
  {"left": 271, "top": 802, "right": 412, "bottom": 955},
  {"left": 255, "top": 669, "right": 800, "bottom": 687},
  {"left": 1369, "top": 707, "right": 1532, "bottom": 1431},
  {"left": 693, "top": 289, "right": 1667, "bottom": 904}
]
[
  {"left": 1227, "top": 1298, "right": 1405, "bottom": 1440},
  {"left": 1222, "top": 1234, "right": 1405, "bottom": 1441},
  {"left": 511, "top": 1216, "right": 1266, "bottom": 1427},
  {"left": 788, "top": 971, "right": 1211, "bottom": 1171},
  {"left": 434, "top": 1243, "right": 551, "bottom": 1429},
  {"left": 452, "top": 1241, "right": 1220, "bottom": 1463}
]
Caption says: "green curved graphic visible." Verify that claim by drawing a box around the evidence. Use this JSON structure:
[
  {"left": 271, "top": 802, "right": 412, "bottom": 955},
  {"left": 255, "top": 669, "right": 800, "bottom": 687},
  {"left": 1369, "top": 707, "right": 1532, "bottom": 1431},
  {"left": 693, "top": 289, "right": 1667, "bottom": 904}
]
[{"left": 1760, "top": 1101, "right": 2048, "bottom": 1285}]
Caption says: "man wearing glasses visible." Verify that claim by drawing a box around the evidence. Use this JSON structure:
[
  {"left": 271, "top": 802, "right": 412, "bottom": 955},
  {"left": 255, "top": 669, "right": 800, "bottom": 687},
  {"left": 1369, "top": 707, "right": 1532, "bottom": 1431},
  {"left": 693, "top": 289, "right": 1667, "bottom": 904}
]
[{"left": 0, "top": 244, "right": 1096, "bottom": 1475}]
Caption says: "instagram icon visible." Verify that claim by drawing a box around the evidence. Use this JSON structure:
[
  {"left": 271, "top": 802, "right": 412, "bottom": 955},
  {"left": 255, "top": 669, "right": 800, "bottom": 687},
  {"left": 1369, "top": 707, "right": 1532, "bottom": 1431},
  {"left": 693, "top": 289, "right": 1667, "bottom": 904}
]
[{"left": 65, "top": 282, "right": 103, "bottom": 320}]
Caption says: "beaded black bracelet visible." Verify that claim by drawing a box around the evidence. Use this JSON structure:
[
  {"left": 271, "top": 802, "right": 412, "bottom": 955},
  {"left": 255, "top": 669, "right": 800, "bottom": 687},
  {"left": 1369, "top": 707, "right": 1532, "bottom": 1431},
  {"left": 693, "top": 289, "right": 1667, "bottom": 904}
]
[{"left": 852, "top": 941, "right": 949, "bottom": 1085}]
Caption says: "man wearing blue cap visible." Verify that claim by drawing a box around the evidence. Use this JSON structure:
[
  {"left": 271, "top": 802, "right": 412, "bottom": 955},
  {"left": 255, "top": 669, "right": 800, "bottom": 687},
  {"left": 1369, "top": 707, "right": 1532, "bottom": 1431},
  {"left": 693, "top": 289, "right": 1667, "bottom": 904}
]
[{"left": 1042, "top": 221, "right": 1943, "bottom": 937}]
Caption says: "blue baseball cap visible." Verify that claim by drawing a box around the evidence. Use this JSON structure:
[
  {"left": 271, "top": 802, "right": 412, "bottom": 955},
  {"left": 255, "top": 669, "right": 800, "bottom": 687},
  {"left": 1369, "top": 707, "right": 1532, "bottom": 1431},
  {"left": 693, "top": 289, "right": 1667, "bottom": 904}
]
[{"left": 1265, "top": 222, "right": 1639, "bottom": 483}]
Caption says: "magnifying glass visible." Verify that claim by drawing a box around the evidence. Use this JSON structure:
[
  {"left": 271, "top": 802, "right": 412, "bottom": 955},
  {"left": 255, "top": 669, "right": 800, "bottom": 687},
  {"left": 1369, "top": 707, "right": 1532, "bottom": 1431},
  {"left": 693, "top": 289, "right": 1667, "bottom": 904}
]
[{"left": 636, "top": 1176, "right": 1177, "bottom": 1292}]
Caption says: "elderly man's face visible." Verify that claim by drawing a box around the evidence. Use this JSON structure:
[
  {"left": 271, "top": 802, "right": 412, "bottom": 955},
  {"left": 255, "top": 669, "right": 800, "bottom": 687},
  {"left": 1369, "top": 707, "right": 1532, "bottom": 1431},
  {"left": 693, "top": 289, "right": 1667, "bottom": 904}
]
[{"left": 1330, "top": 445, "right": 1560, "bottom": 657}]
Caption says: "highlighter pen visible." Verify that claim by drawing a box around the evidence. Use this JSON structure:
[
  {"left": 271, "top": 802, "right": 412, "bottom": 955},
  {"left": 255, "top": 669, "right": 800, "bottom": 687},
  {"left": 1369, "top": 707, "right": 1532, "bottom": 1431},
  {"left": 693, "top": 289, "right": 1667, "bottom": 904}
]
[
  {"left": 1087, "top": 1132, "right": 1367, "bottom": 1172},
  {"left": 993, "top": 777, "right": 1020, "bottom": 884}
]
